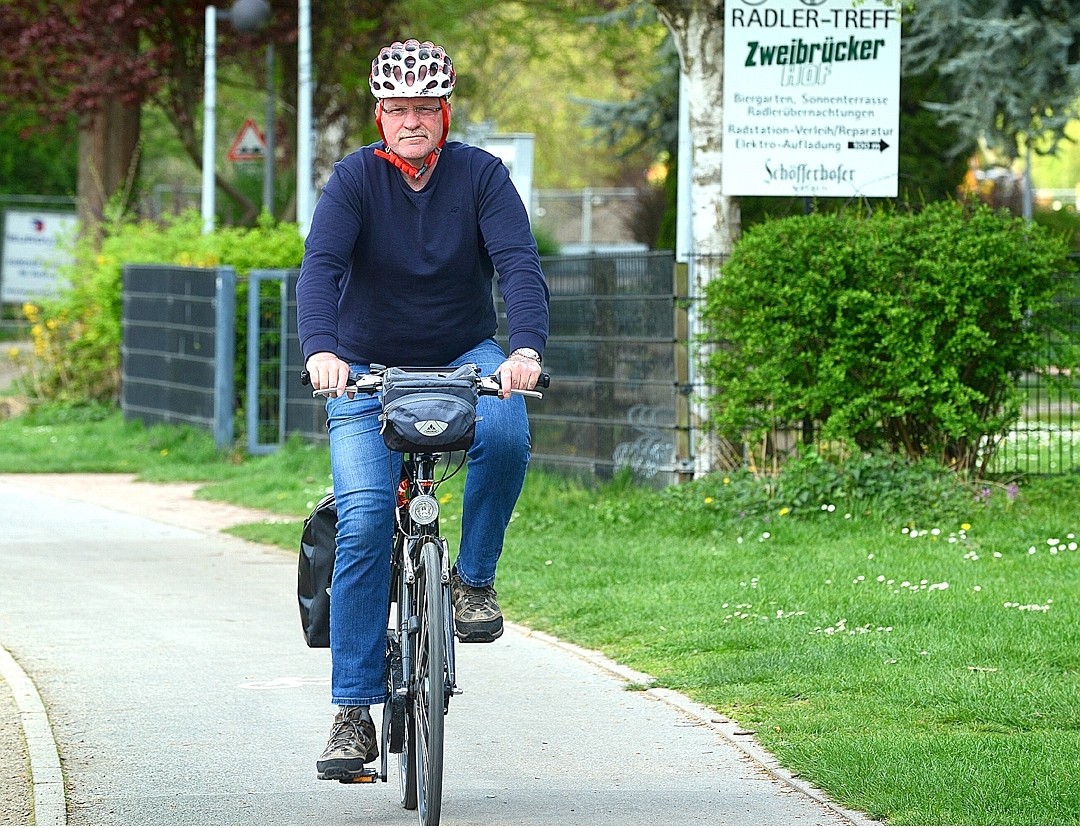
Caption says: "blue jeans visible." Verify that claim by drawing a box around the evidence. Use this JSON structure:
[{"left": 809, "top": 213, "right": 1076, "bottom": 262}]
[{"left": 324, "top": 338, "right": 531, "bottom": 706}]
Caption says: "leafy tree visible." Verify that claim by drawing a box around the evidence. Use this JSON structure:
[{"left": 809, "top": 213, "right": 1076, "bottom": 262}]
[
  {"left": 0, "top": 0, "right": 290, "bottom": 228},
  {"left": 0, "top": 0, "right": 656, "bottom": 231},
  {"left": 904, "top": 0, "right": 1080, "bottom": 159},
  {"left": 0, "top": 107, "right": 78, "bottom": 196},
  {"left": 577, "top": 3, "right": 678, "bottom": 246},
  {"left": 0, "top": 0, "right": 152, "bottom": 228}
]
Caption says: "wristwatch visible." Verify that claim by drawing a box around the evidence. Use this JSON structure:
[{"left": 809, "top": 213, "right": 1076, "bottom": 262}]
[{"left": 510, "top": 347, "right": 542, "bottom": 365}]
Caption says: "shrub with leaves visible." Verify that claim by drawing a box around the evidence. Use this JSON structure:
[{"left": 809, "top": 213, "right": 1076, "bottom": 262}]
[
  {"left": 22, "top": 211, "right": 305, "bottom": 406},
  {"left": 667, "top": 447, "right": 983, "bottom": 526},
  {"left": 700, "top": 200, "right": 1079, "bottom": 473}
]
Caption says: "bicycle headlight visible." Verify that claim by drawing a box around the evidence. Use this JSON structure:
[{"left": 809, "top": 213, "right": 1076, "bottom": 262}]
[{"left": 408, "top": 494, "right": 440, "bottom": 526}]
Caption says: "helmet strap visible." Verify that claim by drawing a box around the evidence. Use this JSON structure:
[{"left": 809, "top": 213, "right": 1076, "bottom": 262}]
[{"left": 373, "top": 99, "right": 451, "bottom": 181}]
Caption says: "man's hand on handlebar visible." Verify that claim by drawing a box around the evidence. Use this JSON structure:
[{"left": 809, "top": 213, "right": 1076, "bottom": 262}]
[
  {"left": 495, "top": 351, "right": 543, "bottom": 400},
  {"left": 305, "top": 352, "right": 352, "bottom": 398}
]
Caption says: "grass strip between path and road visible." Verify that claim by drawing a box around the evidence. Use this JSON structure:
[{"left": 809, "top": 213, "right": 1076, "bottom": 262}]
[{"left": 2, "top": 406, "right": 1079, "bottom": 826}]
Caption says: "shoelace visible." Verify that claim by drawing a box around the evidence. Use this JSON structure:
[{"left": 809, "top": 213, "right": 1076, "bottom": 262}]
[
  {"left": 458, "top": 584, "right": 497, "bottom": 612},
  {"left": 328, "top": 710, "right": 372, "bottom": 751}
]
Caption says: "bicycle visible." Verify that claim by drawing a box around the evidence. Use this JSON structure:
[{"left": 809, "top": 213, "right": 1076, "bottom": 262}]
[{"left": 308, "top": 362, "right": 547, "bottom": 826}]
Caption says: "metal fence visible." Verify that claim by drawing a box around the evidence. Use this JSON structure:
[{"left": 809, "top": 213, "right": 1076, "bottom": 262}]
[
  {"left": 517, "top": 252, "right": 685, "bottom": 480},
  {"left": 988, "top": 265, "right": 1080, "bottom": 475},
  {"left": 120, "top": 264, "right": 236, "bottom": 448},
  {"left": 244, "top": 253, "right": 689, "bottom": 483},
  {"left": 119, "top": 253, "right": 1080, "bottom": 481},
  {"left": 246, "top": 268, "right": 325, "bottom": 453}
]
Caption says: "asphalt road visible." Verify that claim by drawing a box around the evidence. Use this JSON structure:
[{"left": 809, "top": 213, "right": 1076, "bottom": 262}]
[{"left": 0, "top": 474, "right": 876, "bottom": 826}]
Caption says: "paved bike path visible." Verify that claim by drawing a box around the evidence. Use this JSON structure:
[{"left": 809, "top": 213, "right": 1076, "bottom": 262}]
[{"left": 0, "top": 474, "right": 877, "bottom": 826}]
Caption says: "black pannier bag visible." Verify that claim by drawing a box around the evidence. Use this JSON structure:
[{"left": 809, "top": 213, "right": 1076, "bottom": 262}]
[
  {"left": 379, "top": 365, "right": 480, "bottom": 453},
  {"left": 298, "top": 492, "right": 336, "bottom": 648}
]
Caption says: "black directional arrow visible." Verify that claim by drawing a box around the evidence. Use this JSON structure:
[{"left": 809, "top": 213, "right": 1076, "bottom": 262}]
[{"left": 847, "top": 139, "right": 890, "bottom": 153}]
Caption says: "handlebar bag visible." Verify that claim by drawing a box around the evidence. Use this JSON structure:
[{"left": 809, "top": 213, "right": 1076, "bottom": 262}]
[
  {"left": 379, "top": 365, "right": 480, "bottom": 453},
  {"left": 297, "top": 492, "right": 336, "bottom": 648}
]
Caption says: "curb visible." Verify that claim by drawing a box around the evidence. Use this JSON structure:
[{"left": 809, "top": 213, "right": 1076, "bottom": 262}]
[
  {"left": 0, "top": 645, "right": 66, "bottom": 826},
  {"left": 510, "top": 623, "right": 880, "bottom": 827}
]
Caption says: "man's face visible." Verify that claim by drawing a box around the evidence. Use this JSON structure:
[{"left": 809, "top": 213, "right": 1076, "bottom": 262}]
[{"left": 379, "top": 97, "right": 446, "bottom": 164}]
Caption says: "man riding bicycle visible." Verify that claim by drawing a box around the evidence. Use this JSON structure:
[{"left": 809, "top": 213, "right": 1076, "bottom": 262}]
[{"left": 296, "top": 38, "right": 550, "bottom": 781}]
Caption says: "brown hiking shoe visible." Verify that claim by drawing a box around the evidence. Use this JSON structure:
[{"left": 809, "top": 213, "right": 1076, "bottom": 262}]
[
  {"left": 451, "top": 567, "right": 504, "bottom": 643},
  {"left": 316, "top": 706, "right": 378, "bottom": 780}
]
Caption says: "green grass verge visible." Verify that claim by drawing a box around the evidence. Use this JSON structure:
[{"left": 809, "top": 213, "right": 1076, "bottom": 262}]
[{"left": 1, "top": 408, "right": 1078, "bottom": 825}]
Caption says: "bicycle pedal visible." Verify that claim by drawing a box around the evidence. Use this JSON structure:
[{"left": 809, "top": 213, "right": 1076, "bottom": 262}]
[{"left": 337, "top": 768, "right": 379, "bottom": 784}]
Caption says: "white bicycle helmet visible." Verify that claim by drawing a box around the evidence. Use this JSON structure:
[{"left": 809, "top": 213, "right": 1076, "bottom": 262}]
[{"left": 369, "top": 39, "right": 456, "bottom": 99}]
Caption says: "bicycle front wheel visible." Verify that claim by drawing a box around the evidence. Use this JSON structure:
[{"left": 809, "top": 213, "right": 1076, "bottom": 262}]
[{"left": 414, "top": 539, "right": 447, "bottom": 825}]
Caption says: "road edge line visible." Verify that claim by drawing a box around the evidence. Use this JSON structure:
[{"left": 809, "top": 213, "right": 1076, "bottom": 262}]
[{"left": 0, "top": 645, "right": 66, "bottom": 826}]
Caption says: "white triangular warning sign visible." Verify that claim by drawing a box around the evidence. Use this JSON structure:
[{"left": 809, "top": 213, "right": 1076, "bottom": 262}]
[{"left": 226, "top": 118, "right": 266, "bottom": 162}]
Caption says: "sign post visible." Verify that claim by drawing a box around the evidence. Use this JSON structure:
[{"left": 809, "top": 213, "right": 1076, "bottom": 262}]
[{"left": 722, "top": 0, "right": 902, "bottom": 198}]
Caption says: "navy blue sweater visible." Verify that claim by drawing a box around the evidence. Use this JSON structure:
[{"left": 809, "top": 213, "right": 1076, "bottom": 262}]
[{"left": 296, "top": 141, "right": 549, "bottom": 367}]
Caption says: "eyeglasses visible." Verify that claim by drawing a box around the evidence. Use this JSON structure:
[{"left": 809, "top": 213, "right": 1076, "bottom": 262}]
[{"left": 381, "top": 104, "right": 442, "bottom": 119}]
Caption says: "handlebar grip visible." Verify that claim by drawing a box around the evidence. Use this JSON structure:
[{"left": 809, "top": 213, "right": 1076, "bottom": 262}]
[
  {"left": 300, "top": 370, "right": 311, "bottom": 387},
  {"left": 537, "top": 372, "right": 550, "bottom": 389}
]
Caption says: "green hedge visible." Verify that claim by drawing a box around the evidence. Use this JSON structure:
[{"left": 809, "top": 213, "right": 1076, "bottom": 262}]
[
  {"left": 22, "top": 211, "right": 305, "bottom": 406},
  {"left": 21, "top": 209, "right": 558, "bottom": 411},
  {"left": 700, "top": 200, "right": 1080, "bottom": 474}
]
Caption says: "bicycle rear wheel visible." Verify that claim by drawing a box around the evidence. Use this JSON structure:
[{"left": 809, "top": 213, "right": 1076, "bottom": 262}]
[
  {"left": 391, "top": 545, "right": 419, "bottom": 811},
  {"left": 414, "top": 539, "right": 447, "bottom": 825},
  {"left": 388, "top": 628, "right": 417, "bottom": 809}
]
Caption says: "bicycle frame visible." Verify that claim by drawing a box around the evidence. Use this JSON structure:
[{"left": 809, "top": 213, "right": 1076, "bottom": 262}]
[{"left": 393, "top": 451, "right": 459, "bottom": 705}]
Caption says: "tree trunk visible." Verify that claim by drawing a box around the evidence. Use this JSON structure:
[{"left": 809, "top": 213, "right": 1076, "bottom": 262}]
[
  {"left": 76, "top": 96, "right": 141, "bottom": 236},
  {"left": 653, "top": 0, "right": 740, "bottom": 476},
  {"left": 654, "top": 0, "right": 740, "bottom": 257}
]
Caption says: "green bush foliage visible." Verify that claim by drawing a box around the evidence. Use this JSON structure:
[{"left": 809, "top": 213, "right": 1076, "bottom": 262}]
[
  {"left": 700, "top": 200, "right": 1079, "bottom": 474},
  {"left": 667, "top": 447, "right": 993, "bottom": 527},
  {"left": 22, "top": 209, "right": 564, "bottom": 409},
  {"left": 21, "top": 211, "right": 305, "bottom": 405}
]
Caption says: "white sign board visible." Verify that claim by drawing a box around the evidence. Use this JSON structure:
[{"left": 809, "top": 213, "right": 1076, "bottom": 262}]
[
  {"left": 1, "top": 210, "right": 78, "bottom": 303},
  {"left": 722, "top": 0, "right": 901, "bottom": 197},
  {"left": 479, "top": 134, "right": 535, "bottom": 221}
]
